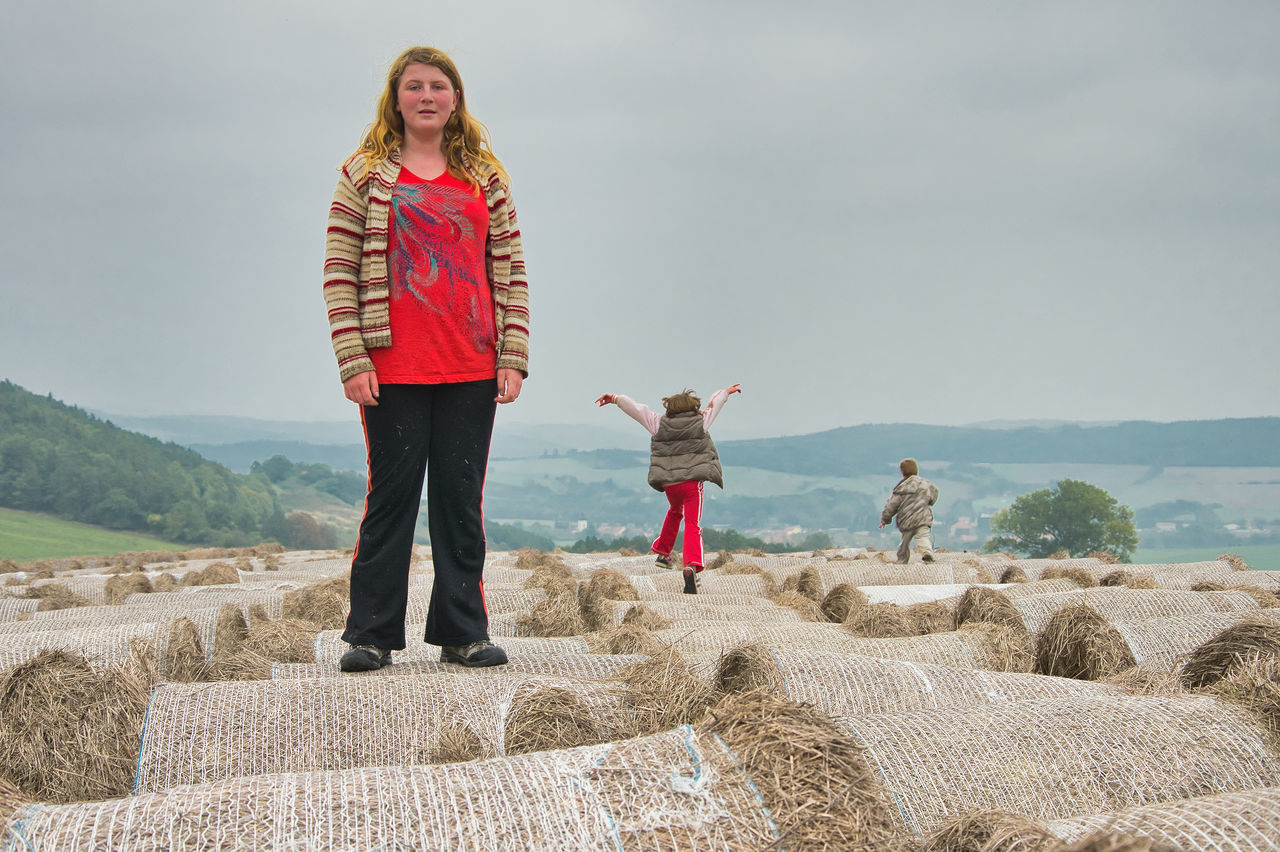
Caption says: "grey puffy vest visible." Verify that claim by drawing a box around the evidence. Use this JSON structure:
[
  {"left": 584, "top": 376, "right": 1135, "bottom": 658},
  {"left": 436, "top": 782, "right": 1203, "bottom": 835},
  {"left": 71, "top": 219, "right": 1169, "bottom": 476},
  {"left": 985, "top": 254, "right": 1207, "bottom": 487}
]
[{"left": 648, "top": 411, "right": 724, "bottom": 491}]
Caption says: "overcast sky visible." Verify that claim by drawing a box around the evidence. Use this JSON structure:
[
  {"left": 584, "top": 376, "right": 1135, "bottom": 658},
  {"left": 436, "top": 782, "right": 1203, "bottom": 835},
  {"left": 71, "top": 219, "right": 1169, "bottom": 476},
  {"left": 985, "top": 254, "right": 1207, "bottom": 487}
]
[{"left": 2, "top": 1, "right": 1277, "bottom": 441}]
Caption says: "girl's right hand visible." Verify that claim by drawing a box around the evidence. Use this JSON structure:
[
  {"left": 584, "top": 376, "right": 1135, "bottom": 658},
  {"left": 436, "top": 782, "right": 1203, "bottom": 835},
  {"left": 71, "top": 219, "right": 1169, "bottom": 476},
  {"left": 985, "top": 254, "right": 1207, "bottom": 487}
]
[
  {"left": 344, "top": 370, "right": 380, "bottom": 406},
  {"left": 595, "top": 393, "right": 616, "bottom": 406}
]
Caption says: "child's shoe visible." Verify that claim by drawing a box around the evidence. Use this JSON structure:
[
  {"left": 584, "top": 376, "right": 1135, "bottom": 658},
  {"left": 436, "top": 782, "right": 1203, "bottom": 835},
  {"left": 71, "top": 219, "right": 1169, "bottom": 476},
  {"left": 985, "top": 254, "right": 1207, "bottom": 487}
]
[
  {"left": 654, "top": 553, "right": 672, "bottom": 569},
  {"left": 682, "top": 569, "right": 697, "bottom": 594}
]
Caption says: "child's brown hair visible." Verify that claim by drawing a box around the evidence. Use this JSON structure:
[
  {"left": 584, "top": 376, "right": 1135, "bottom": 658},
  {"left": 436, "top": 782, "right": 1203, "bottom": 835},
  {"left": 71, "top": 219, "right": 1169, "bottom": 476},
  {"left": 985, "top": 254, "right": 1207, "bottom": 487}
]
[
  {"left": 900, "top": 458, "right": 919, "bottom": 477},
  {"left": 662, "top": 389, "right": 701, "bottom": 416}
]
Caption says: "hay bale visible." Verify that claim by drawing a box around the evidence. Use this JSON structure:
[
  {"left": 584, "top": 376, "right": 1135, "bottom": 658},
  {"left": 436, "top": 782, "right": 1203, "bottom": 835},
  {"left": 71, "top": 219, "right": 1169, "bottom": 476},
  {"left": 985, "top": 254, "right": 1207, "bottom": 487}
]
[
  {"left": 706, "top": 551, "right": 732, "bottom": 571},
  {"left": 1041, "top": 566, "right": 1099, "bottom": 588},
  {"left": 0, "top": 650, "right": 150, "bottom": 802},
  {"left": 1218, "top": 553, "right": 1249, "bottom": 571},
  {"left": 244, "top": 619, "right": 317, "bottom": 663},
  {"left": 184, "top": 562, "right": 240, "bottom": 586},
  {"left": 1086, "top": 550, "right": 1120, "bottom": 564},
  {"left": 163, "top": 618, "right": 205, "bottom": 682},
  {"left": 716, "top": 643, "right": 787, "bottom": 696},
  {"left": 1226, "top": 585, "right": 1280, "bottom": 608},
  {"left": 1181, "top": 615, "right": 1280, "bottom": 689},
  {"left": 282, "top": 577, "right": 349, "bottom": 629},
  {"left": 1036, "top": 604, "right": 1137, "bottom": 681},
  {"left": 780, "top": 566, "right": 824, "bottom": 602},
  {"left": 1191, "top": 582, "right": 1226, "bottom": 592},
  {"left": 620, "top": 604, "right": 672, "bottom": 631},
  {"left": 586, "top": 624, "right": 666, "bottom": 656},
  {"left": 822, "top": 583, "right": 869, "bottom": 623},
  {"left": 771, "top": 590, "right": 826, "bottom": 621},
  {"left": 514, "top": 548, "right": 564, "bottom": 570},
  {"left": 845, "top": 602, "right": 918, "bottom": 638},
  {"left": 999, "top": 565, "right": 1029, "bottom": 583},
  {"left": 0, "top": 775, "right": 30, "bottom": 831},
  {"left": 211, "top": 604, "right": 249, "bottom": 659},
  {"left": 617, "top": 648, "right": 714, "bottom": 735},
  {"left": 907, "top": 600, "right": 957, "bottom": 634},
  {"left": 1101, "top": 668, "right": 1186, "bottom": 697},
  {"left": 926, "top": 810, "right": 1055, "bottom": 852},
  {"left": 577, "top": 593, "right": 615, "bottom": 633},
  {"left": 429, "top": 721, "right": 492, "bottom": 764},
  {"left": 1100, "top": 571, "right": 1157, "bottom": 590},
  {"left": 1110, "top": 610, "right": 1280, "bottom": 675},
  {"left": 840, "top": 693, "right": 1280, "bottom": 837},
  {"left": 248, "top": 603, "right": 272, "bottom": 626},
  {"left": 515, "top": 584, "right": 584, "bottom": 637},
  {"left": 702, "top": 690, "right": 907, "bottom": 851},
  {"left": 25, "top": 583, "right": 93, "bottom": 612},
  {"left": 581, "top": 568, "right": 638, "bottom": 603},
  {"left": 195, "top": 648, "right": 273, "bottom": 681},
  {"left": 151, "top": 572, "right": 179, "bottom": 592},
  {"left": 503, "top": 681, "right": 632, "bottom": 755},
  {"left": 104, "top": 572, "right": 153, "bottom": 605},
  {"left": 955, "top": 587, "right": 1027, "bottom": 633},
  {"left": 1013, "top": 588, "right": 1262, "bottom": 637},
  {"left": 720, "top": 560, "right": 763, "bottom": 575}
]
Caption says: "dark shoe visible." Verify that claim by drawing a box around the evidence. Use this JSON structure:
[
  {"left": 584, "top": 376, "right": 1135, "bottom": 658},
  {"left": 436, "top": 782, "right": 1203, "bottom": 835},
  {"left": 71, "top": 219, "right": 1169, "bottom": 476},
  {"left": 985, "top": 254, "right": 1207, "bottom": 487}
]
[
  {"left": 654, "top": 553, "right": 672, "bottom": 569},
  {"left": 440, "top": 640, "right": 509, "bottom": 668},
  {"left": 340, "top": 644, "right": 391, "bottom": 672},
  {"left": 683, "top": 569, "right": 697, "bottom": 595},
  {"left": 922, "top": 553, "right": 935, "bottom": 563}
]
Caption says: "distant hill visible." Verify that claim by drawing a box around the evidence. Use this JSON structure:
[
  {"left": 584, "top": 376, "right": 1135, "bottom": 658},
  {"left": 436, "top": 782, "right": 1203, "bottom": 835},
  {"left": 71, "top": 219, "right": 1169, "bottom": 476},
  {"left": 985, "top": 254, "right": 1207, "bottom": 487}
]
[{"left": 718, "top": 418, "right": 1280, "bottom": 476}]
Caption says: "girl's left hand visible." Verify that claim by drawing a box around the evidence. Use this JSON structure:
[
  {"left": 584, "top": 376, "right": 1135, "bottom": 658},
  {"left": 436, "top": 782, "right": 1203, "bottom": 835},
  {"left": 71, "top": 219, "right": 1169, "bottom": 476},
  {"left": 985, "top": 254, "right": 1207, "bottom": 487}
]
[{"left": 496, "top": 369, "right": 524, "bottom": 404}]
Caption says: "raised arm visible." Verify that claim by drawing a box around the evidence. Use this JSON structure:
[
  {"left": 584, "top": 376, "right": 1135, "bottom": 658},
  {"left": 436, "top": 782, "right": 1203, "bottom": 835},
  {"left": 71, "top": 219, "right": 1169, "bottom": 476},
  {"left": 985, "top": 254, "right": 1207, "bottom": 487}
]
[
  {"left": 702, "top": 383, "right": 741, "bottom": 431},
  {"left": 596, "top": 393, "right": 661, "bottom": 435}
]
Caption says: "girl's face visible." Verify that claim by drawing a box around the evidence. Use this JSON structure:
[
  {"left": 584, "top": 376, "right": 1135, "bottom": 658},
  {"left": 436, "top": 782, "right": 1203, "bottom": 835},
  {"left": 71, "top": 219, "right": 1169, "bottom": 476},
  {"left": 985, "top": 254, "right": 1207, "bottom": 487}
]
[{"left": 395, "top": 63, "right": 459, "bottom": 138}]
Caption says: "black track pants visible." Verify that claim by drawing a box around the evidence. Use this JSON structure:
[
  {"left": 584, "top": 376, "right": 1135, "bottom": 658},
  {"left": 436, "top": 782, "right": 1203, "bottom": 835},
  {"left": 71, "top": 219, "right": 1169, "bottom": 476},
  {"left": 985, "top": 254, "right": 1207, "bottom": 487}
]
[{"left": 341, "top": 380, "right": 496, "bottom": 650}]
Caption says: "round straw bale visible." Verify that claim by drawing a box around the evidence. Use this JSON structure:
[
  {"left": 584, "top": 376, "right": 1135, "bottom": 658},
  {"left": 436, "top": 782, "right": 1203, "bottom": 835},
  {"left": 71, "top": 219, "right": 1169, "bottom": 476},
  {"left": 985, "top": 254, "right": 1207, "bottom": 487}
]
[
  {"left": 955, "top": 587, "right": 1027, "bottom": 633},
  {"left": 282, "top": 577, "right": 349, "bottom": 629},
  {"left": 1048, "top": 549, "right": 1071, "bottom": 559},
  {"left": 1217, "top": 553, "right": 1249, "bottom": 571},
  {"left": 105, "top": 572, "right": 152, "bottom": 605},
  {"left": 25, "top": 583, "right": 93, "bottom": 612},
  {"left": 960, "top": 559, "right": 997, "bottom": 585},
  {"left": 619, "top": 648, "right": 714, "bottom": 735},
  {"left": 721, "top": 560, "right": 763, "bottom": 575},
  {"left": 504, "top": 683, "right": 627, "bottom": 755},
  {"left": 522, "top": 566, "right": 577, "bottom": 594},
  {"left": 716, "top": 643, "right": 785, "bottom": 696},
  {"left": 1100, "top": 571, "right": 1157, "bottom": 590},
  {"left": 196, "top": 648, "right": 272, "bottom": 681},
  {"left": 908, "top": 601, "right": 957, "bottom": 634},
  {"left": 248, "top": 603, "right": 272, "bottom": 626},
  {"left": 822, "top": 583, "right": 869, "bottom": 623},
  {"left": 925, "top": 809, "right": 1055, "bottom": 852},
  {"left": 1201, "top": 656, "right": 1280, "bottom": 749},
  {"left": 429, "top": 720, "right": 494, "bottom": 764},
  {"left": 577, "top": 593, "right": 615, "bottom": 633},
  {"left": 515, "top": 584, "right": 584, "bottom": 637},
  {"left": 1059, "top": 833, "right": 1180, "bottom": 851},
  {"left": 772, "top": 590, "right": 826, "bottom": 622},
  {"left": 1226, "top": 585, "right": 1280, "bottom": 608},
  {"left": 151, "top": 572, "right": 179, "bottom": 592},
  {"left": 1190, "top": 582, "right": 1226, "bottom": 592},
  {"left": 963, "top": 622, "right": 1036, "bottom": 673},
  {"left": 1041, "top": 566, "right": 1099, "bottom": 588},
  {"left": 514, "top": 548, "right": 565, "bottom": 570},
  {"left": 184, "top": 561, "right": 240, "bottom": 586},
  {"left": 617, "top": 546, "right": 640, "bottom": 556},
  {"left": 999, "top": 565, "right": 1029, "bottom": 583},
  {"left": 0, "top": 560, "right": 21, "bottom": 574},
  {"left": 1086, "top": 550, "right": 1120, "bottom": 564},
  {"left": 845, "top": 602, "right": 918, "bottom": 638},
  {"left": 1036, "top": 604, "right": 1137, "bottom": 680},
  {"left": 1180, "top": 615, "right": 1280, "bottom": 689},
  {"left": 700, "top": 690, "right": 907, "bottom": 852},
  {"left": 587, "top": 624, "right": 666, "bottom": 656},
  {"left": 0, "top": 650, "right": 150, "bottom": 802},
  {"left": 212, "top": 603, "right": 248, "bottom": 659},
  {"left": 706, "top": 551, "right": 732, "bottom": 571},
  {"left": 783, "top": 566, "right": 824, "bottom": 601},
  {"left": 0, "top": 775, "right": 30, "bottom": 831},
  {"left": 163, "top": 618, "right": 205, "bottom": 682},
  {"left": 582, "top": 568, "right": 638, "bottom": 603},
  {"left": 621, "top": 604, "right": 672, "bottom": 631},
  {"left": 243, "top": 619, "right": 317, "bottom": 663}
]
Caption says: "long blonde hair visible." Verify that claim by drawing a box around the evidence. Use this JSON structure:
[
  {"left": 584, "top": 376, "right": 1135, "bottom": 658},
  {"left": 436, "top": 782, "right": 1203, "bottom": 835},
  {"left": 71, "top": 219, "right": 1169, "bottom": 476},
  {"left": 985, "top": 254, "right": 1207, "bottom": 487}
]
[{"left": 357, "top": 46, "right": 508, "bottom": 189}]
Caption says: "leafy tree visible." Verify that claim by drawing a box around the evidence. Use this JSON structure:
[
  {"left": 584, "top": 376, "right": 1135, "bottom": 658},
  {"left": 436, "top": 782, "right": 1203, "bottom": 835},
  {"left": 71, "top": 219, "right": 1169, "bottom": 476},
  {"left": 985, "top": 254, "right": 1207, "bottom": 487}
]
[{"left": 983, "top": 479, "right": 1138, "bottom": 561}]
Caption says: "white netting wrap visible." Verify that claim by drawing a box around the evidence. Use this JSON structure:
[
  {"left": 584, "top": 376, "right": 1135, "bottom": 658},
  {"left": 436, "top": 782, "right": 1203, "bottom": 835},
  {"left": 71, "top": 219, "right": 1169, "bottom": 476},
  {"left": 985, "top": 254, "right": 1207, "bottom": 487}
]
[
  {"left": 121, "top": 589, "right": 286, "bottom": 619},
  {"left": 839, "top": 694, "right": 1280, "bottom": 836},
  {"left": 613, "top": 600, "right": 805, "bottom": 624},
  {"left": 860, "top": 584, "right": 1010, "bottom": 606},
  {"left": 271, "top": 653, "right": 647, "bottom": 681},
  {"left": 29, "top": 577, "right": 110, "bottom": 604},
  {"left": 0, "top": 597, "right": 40, "bottom": 622},
  {"left": 135, "top": 672, "right": 638, "bottom": 792},
  {"left": 632, "top": 572, "right": 777, "bottom": 598},
  {"left": 1045, "top": 786, "right": 1280, "bottom": 850},
  {"left": 652, "top": 622, "right": 850, "bottom": 654},
  {"left": 1111, "top": 609, "right": 1280, "bottom": 673},
  {"left": 0, "top": 623, "right": 162, "bottom": 671},
  {"left": 7, "top": 725, "right": 781, "bottom": 851},
  {"left": 1010, "top": 588, "right": 1262, "bottom": 635},
  {"left": 311, "top": 630, "right": 589, "bottom": 666},
  {"left": 1234, "top": 570, "right": 1280, "bottom": 590},
  {"left": 404, "top": 587, "right": 548, "bottom": 623},
  {"left": 821, "top": 563, "right": 959, "bottom": 588},
  {"left": 744, "top": 649, "right": 1120, "bottom": 716},
  {"left": 1003, "top": 558, "right": 1109, "bottom": 579}
]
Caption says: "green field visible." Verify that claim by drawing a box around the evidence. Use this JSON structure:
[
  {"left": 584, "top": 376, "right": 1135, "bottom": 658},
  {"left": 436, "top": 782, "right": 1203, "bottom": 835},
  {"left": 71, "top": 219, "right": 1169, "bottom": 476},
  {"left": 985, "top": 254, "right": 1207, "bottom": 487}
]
[
  {"left": 0, "top": 508, "right": 186, "bottom": 561},
  {"left": 1133, "top": 544, "right": 1280, "bottom": 572}
]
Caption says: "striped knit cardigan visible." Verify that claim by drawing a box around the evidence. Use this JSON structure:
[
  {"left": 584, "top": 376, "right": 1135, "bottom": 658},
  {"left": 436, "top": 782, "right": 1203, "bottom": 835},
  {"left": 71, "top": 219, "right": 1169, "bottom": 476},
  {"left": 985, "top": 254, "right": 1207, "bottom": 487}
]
[{"left": 322, "top": 148, "right": 530, "bottom": 383}]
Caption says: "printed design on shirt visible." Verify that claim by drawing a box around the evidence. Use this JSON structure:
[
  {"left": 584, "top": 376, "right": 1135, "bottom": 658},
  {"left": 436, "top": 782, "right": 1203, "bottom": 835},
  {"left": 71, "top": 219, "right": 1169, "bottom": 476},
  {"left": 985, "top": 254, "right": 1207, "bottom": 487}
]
[{"left": 390, "top": 181, "right": 491, "bottom": 352}]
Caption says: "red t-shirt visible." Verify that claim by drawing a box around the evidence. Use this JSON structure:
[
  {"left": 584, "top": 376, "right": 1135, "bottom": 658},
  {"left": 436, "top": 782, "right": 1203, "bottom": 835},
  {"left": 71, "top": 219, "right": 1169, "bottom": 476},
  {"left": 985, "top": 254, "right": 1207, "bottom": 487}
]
[{"left": 370, "top": 166, "right": 497, "bottom": 384}]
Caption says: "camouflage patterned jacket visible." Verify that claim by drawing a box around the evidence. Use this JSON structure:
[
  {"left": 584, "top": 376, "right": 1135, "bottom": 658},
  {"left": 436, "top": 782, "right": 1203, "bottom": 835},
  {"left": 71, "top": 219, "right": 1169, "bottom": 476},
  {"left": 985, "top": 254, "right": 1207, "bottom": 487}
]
[{"left": 880, "top": 475, "right": 939, "bottom": 532}]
